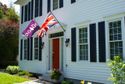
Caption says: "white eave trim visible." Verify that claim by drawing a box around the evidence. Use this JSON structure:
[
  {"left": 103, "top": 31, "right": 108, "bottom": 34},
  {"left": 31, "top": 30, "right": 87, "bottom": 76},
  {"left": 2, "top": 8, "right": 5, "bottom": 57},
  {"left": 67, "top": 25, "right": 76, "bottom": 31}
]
[{"left": 14, "top": 0, "right": 31, "bottom": 5}]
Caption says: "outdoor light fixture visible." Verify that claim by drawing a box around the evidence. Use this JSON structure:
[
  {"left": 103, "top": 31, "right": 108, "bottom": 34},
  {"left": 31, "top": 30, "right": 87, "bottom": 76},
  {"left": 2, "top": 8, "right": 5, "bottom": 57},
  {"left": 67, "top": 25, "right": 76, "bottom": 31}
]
[{"left": 65, "top": 38, "right": 70, "bottom": 47}]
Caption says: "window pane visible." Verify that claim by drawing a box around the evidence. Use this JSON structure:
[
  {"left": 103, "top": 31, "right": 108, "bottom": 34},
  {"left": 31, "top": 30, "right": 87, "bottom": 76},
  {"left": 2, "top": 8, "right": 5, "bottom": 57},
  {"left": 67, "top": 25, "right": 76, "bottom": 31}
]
[
  {"left": 79, "top": 45, "right": 88, "bottom": 60},
  {"left": 53, "top": 0, "right": 58, "bottom": 10},
  {"left": 34, "top": 49, "right": 39, "bottom": 59},
  {"left": 110, "top": 42, "right": 123, "bottom": 59},
  {"left": 109, "top": 21, "right": 122, "bottom": 41}
]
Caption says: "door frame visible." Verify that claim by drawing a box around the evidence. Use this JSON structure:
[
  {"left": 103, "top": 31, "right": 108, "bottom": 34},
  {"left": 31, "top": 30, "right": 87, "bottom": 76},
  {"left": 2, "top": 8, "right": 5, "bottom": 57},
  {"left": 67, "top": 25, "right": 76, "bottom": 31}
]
[{"left": 48, "top": 36, "right": 64, "bottom": 71}]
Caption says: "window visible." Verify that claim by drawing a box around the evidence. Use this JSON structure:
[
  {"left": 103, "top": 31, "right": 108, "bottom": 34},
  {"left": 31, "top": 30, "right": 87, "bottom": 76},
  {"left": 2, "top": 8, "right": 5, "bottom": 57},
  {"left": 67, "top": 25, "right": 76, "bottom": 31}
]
[
  {"left": 71, "top": 0, "right": 76, "bottom": 4},
  {"left": 79, "top": 27, "right": 88, "bottom": 60},
  {"left": 109, "top": 20, "right": 123, "bottom": 59},
  {"left": 24, "top": 39, "right": 28, "bottom": 60},
  {"left": 53, "top": 0, "right": 63, "bottom": 10},
  {"left": 34, "top": 37, "right": 39, "bottom": 59},
  {"left": 21, "top": 6, "right": 24, "bottom": 23},
  {"left": 53, "top": 0, "right": 58, "bottom": 10},
  {"left": 34, "top": 37, "right": 42, "bottom": 60},
  {"left": 35, "top": 0, "right": 39, "bottom": 17}
]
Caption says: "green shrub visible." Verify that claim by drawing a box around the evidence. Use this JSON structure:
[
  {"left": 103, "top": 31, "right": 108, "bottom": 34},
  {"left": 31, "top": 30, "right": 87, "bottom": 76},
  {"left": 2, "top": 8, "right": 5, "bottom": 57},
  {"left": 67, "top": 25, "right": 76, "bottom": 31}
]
[
  {"left": 50, "top": 69, "right": 61, "bottom": 80},
  {"left": 61, "top": 80, "right": 73, "bottom": 84},
  {"left": 18, "top": 70, "right": 33, "bottom": 77},
  {"left": 108, "top": 56, "right": 125, "bottom": 84},
  {"left": 6, "top": 65, "right": 19, "bottom": 74},
  {"left": 18, "top": 70, "right": 26, "bottom": 76}
]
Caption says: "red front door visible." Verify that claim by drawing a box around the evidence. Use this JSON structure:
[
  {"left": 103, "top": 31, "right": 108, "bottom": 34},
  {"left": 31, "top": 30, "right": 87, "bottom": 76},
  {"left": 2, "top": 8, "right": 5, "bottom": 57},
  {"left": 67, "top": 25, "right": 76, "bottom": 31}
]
[{"left": 52, "top": 38, "right": 60, "bottom": 69}]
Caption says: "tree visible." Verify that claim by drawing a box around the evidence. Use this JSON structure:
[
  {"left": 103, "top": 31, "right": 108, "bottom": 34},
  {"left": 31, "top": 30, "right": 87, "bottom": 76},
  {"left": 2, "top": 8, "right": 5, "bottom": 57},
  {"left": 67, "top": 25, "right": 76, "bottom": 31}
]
[
  {"left": 0, "top": 8, "right": 3, "bottom": 19},
  {"left": 6, "top": 8, "right": 19, "bottom": 22},
  {"left": 0, "top": 3, "right": 19, "bottom": 68}
]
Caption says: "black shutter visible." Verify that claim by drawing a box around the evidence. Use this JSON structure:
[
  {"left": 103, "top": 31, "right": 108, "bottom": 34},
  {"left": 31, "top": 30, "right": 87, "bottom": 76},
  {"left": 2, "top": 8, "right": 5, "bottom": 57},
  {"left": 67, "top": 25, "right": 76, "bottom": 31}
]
[
  {"left": 90, "top": 23, "right": 97, "bottom": 62},
  {"left": 25, "top": 4, "right": 28, "bottom": 22},
  {"left": 28, "top": 2, "right": 31, "bottom": 21},
  {"left": 47, "top": 0, "right": 51, "bottom": 13},
  {"left": 59, "top": 0, "right": 63, "bottom": 8},
  {"left": 31, "top": 0, "right": 34, "bottom": 19},
  {"left": 39, "top": 0, "right": 42, "bottom": 16},
  {"left": 39, "top": 37, "right": 42, "bottom": 61},
  {"left": 35, "top": 0, "right": 39, "bottom": 17},
  {"left": 29, "top": 37, "right": 33, "bottom": 60},
  {"left": 21, "top": 6, "right": 24, "bottom": 24},
  {"left": 27, "top": 38, "right": 30, "bottom": 60},
  {"left": 71, "top": 28, "right": 76, "bottom": 62},
  {"left": 71, "top": 0, "right": 76, "bottom": 4},
  {"left": 98, "top": 21, "right": 106, "bottom": 62},
  {"left": 20, "top": 39, "right": 23, "bottom": 60}
]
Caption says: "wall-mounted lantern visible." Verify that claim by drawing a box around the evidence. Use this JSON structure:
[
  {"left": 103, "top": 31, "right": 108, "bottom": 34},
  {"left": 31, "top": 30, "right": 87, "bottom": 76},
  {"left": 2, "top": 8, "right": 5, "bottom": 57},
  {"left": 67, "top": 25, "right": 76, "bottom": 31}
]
[{"left": 65, "top": 38, "right": 70, "bottom": 47}]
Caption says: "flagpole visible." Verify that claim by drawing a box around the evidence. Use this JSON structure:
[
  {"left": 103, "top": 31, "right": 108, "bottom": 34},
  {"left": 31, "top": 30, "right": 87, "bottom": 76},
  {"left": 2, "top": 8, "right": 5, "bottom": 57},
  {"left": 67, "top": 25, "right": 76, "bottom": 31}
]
[{"left": 50, "top": 10, "right": 65, "bottom": 32}]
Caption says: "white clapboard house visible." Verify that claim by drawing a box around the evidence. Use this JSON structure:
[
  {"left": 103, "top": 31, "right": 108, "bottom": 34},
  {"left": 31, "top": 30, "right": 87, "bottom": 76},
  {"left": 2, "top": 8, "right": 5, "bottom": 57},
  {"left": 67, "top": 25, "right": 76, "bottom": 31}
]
[{"left": 15, "top": 0, "right": 125, "bottom": 83}]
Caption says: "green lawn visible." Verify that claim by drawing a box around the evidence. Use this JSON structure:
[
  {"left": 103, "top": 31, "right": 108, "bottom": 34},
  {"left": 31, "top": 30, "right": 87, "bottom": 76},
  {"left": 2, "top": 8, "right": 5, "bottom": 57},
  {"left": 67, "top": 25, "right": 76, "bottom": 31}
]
[{"left": 0, "top": 72, "right": 29, "bottom": 84}]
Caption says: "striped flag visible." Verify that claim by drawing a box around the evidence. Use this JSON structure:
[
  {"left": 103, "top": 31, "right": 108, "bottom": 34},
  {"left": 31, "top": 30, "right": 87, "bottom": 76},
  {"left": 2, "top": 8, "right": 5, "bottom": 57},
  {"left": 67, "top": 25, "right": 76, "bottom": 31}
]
[{"left": 37, "top": 12, "right": 58, "bottom": 37}]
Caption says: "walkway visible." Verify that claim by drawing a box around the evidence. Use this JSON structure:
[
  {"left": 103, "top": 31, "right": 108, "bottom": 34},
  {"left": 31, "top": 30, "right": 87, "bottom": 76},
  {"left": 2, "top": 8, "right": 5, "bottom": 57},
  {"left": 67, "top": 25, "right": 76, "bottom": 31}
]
[{"left": 15, "top": 79, "right": 52, "bottom": 84}]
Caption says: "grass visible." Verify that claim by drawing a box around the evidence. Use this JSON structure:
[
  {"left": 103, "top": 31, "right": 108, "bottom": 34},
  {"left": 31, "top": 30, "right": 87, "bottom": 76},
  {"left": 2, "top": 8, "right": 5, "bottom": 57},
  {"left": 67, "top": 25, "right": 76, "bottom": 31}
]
[{"left": 0, "top": 72, "right": 29, "bottom": 84}]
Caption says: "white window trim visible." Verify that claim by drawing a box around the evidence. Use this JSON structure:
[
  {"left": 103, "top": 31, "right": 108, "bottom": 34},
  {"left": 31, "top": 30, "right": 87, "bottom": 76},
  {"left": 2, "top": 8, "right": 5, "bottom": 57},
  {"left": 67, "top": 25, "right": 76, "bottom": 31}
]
[
  {"left": 105, "top": 17, "right": 124, "bottom": 60},
  {"left": 76, "top": 24, "right": 90, "bottom": 62}
]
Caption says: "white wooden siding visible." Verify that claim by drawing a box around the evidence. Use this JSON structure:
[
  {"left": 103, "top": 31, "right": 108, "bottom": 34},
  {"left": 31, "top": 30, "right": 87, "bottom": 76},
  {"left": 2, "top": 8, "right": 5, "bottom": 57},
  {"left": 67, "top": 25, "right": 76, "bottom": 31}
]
[{"left": 19, "top": 0, "right": 125, "bottom": 83}]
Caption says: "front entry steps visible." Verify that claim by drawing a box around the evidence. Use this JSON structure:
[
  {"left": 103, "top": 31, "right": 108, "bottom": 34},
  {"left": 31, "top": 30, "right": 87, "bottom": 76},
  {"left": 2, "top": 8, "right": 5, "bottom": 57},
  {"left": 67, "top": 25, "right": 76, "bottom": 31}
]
[{"left": 38, "top": 73, "right": 64, "bottom": 84}]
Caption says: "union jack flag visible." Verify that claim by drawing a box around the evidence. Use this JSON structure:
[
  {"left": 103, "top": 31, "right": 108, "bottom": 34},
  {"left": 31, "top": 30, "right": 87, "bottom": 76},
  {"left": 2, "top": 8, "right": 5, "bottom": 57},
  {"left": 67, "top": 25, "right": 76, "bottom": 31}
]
[{"left": 37, "top": 12, "right": 58, "bottom": 37}]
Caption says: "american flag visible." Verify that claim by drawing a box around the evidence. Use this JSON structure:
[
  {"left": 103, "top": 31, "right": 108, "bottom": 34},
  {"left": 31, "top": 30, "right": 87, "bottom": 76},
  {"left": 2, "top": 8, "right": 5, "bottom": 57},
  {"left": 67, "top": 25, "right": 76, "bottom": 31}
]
[{"left": 37, "top": 12, "right": 58, "bottom": 37}]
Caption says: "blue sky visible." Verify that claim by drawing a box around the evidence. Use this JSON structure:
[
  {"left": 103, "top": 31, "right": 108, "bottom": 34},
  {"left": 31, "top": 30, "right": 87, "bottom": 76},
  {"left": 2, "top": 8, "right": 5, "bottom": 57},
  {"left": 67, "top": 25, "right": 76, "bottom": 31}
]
[{"left": 0, "top": 0, "right": 20, "bottom": 14}]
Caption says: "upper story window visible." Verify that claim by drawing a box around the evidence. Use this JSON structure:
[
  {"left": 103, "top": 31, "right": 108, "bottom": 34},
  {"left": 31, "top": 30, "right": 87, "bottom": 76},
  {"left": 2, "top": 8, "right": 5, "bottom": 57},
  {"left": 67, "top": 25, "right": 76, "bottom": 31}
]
[
  {"left": 78, "top": 27, "right": 88, "bottom": 61},
  {"left": 109, "top": 20, "right": 123, "bottom": 59},
  {"left": 53, "top": 0, "right": 63, "bottom": 10},
  {"left": 53, "top": 0, "right": 58, "bottom": 10},
  {"left": 71, "top": 0, "right": 76, "bottom": 4}
]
